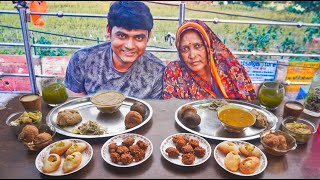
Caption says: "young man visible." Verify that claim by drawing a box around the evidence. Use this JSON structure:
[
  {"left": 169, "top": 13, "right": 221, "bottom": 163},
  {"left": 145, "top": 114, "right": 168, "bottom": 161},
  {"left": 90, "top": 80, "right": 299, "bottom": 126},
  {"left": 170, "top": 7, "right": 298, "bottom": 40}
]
[{"left": 64, "top": 1, "right": 165, "bottom": 99}]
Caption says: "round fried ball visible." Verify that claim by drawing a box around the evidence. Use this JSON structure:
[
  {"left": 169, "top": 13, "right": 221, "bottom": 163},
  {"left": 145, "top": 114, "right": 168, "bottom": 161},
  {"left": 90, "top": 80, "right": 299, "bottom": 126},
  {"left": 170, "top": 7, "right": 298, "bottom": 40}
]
[
  {"left": 108, "top": 142, "right": 118, "bottom": 153},
  {"left": 194, "top": 146, "right": 206, "bottom": 158},
  {"left": 18, "top": 125, "right": 39, "bottom": 143},
  {"left": 130, "top": 102, "right": 146, "bottom": 118},
  {"left": 110, "top": 152, "right": 121, "bottom": 163},
  {"left": 174, "top": 139, "right": 188, "bottom": 152},
  {"left": 125, "top": 111, "right": 143, "bottom": 129},
  {"left": 120, "top": 153, "right": 133, "bottom": 165},
  {"left": 34, "top": 132, "right": 52, "bottom": 144},
  {"left": 182, "top": 111, "right": 201, "bottom": 128},
  {"left": 122, "top": 137, "right": 135, "bottom": 147},
  {"left": 116, "top": 145, "right": 129, "bottom": 154},
  {"left": 181, "top": 153, "right": 196, "bottom": 165},
  {"left": 178, "top": 105, "right": 197, "bottom": 119},
  {"left": 133, "top": 149, "right": 146, "bottom": 162},
  {"left": 181, "top": 144, "right": 194, "bottom": 154},
  {"left": 276, "top": 135, "right": 288, "bottom": 150},
  {"left": 129, "top": 144, "right": 141, "bottom": 155},
  {"left": 165, "top": 147, "right": 180, "bottom": 158},
  {"left": 57, "top": 109, "right": 82, "bottom": 127},
  {"left": 172, "top": 135, "right": 189, "bottom": 144},
  {"left": 263, "top": 133, "right": 279, "bottom": 148},
  {"left": 136, "top": 140, "right": 148, "bottom": 151},
  {"left": 189, "top": 139, "right": 199, "bottom": 148}
]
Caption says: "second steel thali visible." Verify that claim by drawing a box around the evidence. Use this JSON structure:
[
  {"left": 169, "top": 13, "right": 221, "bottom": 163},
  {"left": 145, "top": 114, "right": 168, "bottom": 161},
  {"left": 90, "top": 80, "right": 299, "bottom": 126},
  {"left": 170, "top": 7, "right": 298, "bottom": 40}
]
[
  {"left": 175, "top": 99, "right": 278, "bottom": 141},
  {"left": 46, "top": 96, "right": 152, "bottom": 138}
]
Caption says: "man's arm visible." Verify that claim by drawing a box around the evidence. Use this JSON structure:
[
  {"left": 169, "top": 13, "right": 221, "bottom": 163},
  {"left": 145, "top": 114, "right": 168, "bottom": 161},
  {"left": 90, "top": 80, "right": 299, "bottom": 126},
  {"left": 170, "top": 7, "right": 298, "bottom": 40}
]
[
  {"left": 64, "top": 51, "right": 87, "bottom": 94},
  {"left": 66, "top": 88, "right": 86, "bottom": 97}
]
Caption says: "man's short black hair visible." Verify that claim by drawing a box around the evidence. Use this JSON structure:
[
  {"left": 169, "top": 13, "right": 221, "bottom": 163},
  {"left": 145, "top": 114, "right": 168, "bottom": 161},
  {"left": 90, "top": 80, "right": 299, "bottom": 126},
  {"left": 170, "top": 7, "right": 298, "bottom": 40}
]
[{"left": 107, "top": 1, "right": 153, "bottom": 32}]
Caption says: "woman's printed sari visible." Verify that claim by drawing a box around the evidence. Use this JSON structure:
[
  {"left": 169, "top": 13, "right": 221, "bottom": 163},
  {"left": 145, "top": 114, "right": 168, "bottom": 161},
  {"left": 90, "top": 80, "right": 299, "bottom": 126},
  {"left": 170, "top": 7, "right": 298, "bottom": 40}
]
[{"left": 163, "top": 19, "right": 256, "bottom": 100}]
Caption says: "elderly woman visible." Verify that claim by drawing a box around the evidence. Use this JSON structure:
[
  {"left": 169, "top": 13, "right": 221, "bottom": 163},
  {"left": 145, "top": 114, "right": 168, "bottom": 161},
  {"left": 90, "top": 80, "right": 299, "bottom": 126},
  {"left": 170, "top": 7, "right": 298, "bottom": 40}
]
[{"left": 162, "top": 20, "right": 256, "bottom": 100}]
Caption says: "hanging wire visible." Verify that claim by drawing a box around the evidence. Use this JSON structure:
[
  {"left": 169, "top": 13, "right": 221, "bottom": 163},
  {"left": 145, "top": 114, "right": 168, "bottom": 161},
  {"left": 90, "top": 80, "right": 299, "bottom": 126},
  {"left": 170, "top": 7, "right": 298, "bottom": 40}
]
[
  {"left": 0, "top": 24, "right": 97, "bottom": 42},
  {"left": 145, "top": 1, "right": 294, "bottom": 22}
]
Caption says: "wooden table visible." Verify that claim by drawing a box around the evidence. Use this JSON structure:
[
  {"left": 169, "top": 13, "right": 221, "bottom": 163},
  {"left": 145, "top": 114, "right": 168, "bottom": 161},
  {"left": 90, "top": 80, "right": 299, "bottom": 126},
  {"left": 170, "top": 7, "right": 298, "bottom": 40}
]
[{"left": 1, "top": 96, "right": 319, "bottom": 179}]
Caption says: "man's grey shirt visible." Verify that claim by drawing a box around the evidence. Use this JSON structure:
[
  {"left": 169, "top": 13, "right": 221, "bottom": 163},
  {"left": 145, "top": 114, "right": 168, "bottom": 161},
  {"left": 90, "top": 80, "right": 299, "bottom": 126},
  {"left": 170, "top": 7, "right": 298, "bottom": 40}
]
[{"left": 65, "top": 42, "right": 166, "bottom": 99}]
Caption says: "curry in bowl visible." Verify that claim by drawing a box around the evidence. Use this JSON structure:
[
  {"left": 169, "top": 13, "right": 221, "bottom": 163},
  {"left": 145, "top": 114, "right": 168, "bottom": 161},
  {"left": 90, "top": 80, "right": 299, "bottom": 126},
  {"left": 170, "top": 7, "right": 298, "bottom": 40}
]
[
  {"left": 217, "top": 104, "right": 256, "bottom": 133},
  {"left": 281, "top": 117, "right": 316, "bottom": 144},
  {"left": 90, "top": 91, "right": 126, "bottom": 113}
]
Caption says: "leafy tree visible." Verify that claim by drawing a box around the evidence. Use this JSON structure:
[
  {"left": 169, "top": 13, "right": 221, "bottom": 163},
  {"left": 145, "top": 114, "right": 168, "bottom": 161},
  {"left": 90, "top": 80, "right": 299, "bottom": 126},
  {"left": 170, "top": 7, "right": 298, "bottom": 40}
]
[
  {"left": 241, "top": 1, "right": 267, "bottom": 8},
  {"left": 294, "top": 1, "right": 320, "bottom": 12},
  {"left": 235, "top": 24, "right": 279, "bottom": 53},
  {"left": 304, "top": 12, "right": 320, "bottom": 43}
]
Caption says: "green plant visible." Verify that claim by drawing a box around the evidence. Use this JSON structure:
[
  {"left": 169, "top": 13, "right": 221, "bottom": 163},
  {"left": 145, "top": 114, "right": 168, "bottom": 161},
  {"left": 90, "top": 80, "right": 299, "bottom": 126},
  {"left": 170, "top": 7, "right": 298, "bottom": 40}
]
[
  {"left": 235, "top": 24, "right": 279, "bottom": 53},
  {"left": 303, "top": 12, "right": 320, "bottom": 43},
  {"left": 285, "top": 5, "right": 304, "bottom": 14},
  {"left": 276, "top": 32, "right": 304, "bottom": 60},
  {"left": 34, "top": 36, "right": 66, "bottom": 58},
  {"left": 242, "top": 1, "right": 268, "bottom": 8},
  {"left": 294, "top": 1, "right": 320, "bottom": 12}
]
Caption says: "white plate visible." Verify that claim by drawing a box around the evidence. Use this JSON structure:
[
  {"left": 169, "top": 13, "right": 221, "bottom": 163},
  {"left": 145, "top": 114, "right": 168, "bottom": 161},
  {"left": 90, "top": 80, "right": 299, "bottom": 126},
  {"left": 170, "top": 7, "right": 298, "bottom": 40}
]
[
  {"left": 160, "top": 133, "right": 212, "bottom": 166},
  {"left": 35, "top": 139, "right": 93, "bottom": 176},
  {"left": 101, "top": 133, "right": 153, "bottom": 167},
  {"left": 214, "top": 140, "right": 268, "bottom": 176}
]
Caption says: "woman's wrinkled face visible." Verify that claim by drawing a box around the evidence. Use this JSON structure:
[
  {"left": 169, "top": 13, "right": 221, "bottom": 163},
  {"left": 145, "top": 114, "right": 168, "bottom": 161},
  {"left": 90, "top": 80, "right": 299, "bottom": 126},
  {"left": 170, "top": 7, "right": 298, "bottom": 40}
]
[
  {"left": 110, "top": 26, "right": 150, "bottom": 69},
  {"left": 179, "top": 30, "right": 208, "bottom": 73}
]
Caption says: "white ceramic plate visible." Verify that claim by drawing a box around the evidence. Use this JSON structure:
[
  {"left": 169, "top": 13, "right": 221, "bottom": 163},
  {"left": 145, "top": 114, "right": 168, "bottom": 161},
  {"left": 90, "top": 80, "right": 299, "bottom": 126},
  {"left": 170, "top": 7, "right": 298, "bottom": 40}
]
[
  {"left": 35, "top": 139, "right": 93, "bottom": 176},
  {"left": 160, "top": 133, "right": 212, "bottom": 166},
  {"left": 101, "top": 133, "right": 153, "bottom": 167},
  {"left": 214, "top": 140, "right": 268, "bottom": 176}
]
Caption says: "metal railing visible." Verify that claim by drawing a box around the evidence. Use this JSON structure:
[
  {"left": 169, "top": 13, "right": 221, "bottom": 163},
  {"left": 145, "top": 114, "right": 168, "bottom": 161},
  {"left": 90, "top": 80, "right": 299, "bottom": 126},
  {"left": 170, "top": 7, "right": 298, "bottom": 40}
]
[
  {"left": 0, "top": 1, "right": 319, "bottom": 94},
  {"left": 1, "top": 42, "right": 319, "bottom": 57}
]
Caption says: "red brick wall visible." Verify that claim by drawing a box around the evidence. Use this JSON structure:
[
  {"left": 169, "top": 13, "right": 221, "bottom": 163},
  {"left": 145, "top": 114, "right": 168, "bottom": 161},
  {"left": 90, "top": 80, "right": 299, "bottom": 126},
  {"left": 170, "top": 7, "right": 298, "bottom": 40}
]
[
  {"left": 0, "top": 55, "right": 32, "bottom": 91},
  {"left": 0, "top": 55, "right": 69, "bottom": 91}
]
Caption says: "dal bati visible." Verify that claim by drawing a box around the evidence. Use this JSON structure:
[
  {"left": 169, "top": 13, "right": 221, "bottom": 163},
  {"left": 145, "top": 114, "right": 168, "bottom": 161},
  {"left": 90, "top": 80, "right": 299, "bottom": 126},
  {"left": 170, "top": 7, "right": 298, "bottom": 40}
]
[{"left": 218, "top": 107, "right": 255, "bottom": 127}]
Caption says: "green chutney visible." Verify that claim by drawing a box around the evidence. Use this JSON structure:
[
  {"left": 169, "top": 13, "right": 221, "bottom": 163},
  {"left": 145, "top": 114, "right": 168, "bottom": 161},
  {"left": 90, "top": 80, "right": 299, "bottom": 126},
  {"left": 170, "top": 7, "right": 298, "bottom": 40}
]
[
  {"left": 258, "top": 88, "right": 284, "bottom": 109},
  {"left": 42, "top": 83, "right": 68, "bottom": 104}
]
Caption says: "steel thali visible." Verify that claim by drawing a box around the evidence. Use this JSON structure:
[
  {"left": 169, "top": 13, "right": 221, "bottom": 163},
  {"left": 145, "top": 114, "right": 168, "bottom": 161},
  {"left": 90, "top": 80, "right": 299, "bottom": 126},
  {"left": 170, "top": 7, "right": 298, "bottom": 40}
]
[
  {"left": 175, "top": 99, "right": 278, "bottom": 141},
  {"left": 46, "top": 96, "right": 152, "bottom": 138}
]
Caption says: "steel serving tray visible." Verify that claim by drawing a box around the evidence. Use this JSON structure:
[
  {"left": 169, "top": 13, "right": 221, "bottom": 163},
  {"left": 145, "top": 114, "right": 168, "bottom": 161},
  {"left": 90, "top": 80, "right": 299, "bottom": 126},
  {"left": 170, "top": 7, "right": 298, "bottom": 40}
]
[
  {"left": 46, "top": 96, "right": 152, "bottom": 138},
  {"left": 175, "top": 99, "right": 278, "bottom": 141}
]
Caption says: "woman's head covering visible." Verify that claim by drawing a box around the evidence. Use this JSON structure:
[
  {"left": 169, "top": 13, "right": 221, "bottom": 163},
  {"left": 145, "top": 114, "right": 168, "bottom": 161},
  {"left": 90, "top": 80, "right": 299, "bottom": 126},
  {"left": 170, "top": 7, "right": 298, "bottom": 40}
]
[{"left": 175, "top": 19, "right": 256, "bottom": 100}]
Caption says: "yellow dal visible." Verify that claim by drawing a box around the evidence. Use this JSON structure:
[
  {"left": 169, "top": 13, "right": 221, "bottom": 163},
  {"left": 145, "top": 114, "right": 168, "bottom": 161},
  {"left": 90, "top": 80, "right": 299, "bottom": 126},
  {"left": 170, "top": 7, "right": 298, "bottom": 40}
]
[{"left": 218, "top": 108, "right": 254, "bottom": 127}]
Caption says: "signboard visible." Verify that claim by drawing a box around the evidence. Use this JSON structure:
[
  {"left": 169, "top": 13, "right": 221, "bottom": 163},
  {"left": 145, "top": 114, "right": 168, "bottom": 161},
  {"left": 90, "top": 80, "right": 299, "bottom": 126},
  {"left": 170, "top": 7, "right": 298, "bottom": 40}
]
[
  {"left": 239, "top": 59, "right": 278, "bottom": 83},
  {"left": 285, "top": 59, "right": 320, "bottom": 82},
  {"left": 285, "top": 59, "right": 320, "bottom": 100}
]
